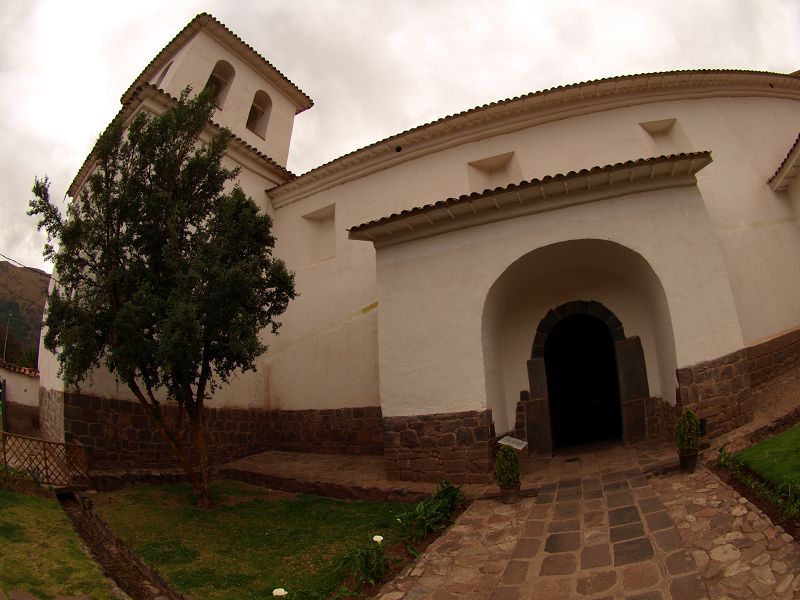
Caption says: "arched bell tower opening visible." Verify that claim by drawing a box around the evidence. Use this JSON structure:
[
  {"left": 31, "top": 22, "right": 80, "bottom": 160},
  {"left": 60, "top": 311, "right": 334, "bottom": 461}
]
[{"left": 543, "top": 312, "right": 623, "bottom": 448}]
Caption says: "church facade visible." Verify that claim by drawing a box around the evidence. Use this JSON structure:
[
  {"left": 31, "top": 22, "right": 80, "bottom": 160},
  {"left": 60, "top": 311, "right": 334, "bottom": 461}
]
[{"left": 39, "top": 14, "right": 800, "bottom": 483}]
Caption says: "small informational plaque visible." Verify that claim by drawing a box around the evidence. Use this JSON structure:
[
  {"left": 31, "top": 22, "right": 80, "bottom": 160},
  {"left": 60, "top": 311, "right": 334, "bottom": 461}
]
[{"left": 497, "top": 436, "right": 528, "bottom": 450}]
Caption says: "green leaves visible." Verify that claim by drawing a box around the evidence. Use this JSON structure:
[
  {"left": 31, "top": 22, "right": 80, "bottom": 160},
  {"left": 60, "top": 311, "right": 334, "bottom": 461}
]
[
  {"left": 29, "top": 86, "right": 295, "bottom": 412},
  {"left": 494, "top": 445, "right": 521, "bottom": 486},
  {"left": 337, "top": 537, "right": 389, "bottom": 587},
  {"left": 396, "top": 480, "right": 465, "bottom": 548},
  {"left": 675, "top": 408, "right": 701, "bottom": 455}
]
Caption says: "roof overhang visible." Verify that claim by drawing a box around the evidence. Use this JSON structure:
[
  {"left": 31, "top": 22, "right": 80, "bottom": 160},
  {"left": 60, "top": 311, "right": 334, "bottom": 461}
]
[
  {"left": 769, "top": 133, "right": 800, "bottom": 191},
  {"left": 348, "top": 152, "right": 712, "bottom": 249},
  {"left": 120, "top": 13, "right": 313, "bottom": 114},
  {"left": 69, "top": 84, "right": 294, "bottom": 197},
  {"left": 272, "top": 70, "right": 800, "bottom": 208},
  {"left": 0, "top": 357, "right": 39, "bottom": 378}
]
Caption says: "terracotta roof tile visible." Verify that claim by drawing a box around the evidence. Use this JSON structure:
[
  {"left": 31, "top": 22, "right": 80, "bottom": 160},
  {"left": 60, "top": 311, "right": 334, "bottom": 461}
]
[
  {"left": 0, "top": 357, "right": 39, "bottom": 378},
  {"left": 69, "top": 84, "right": 295, "bottom": 197},
  {"left": 121, "top": 13, "right": 313, "bottom": 114},
  {"left": 349, "top": 151, "right": 712, "bottom": 235},
  {"left": 769, "top": 132, "right": 800, "bottom": 190},
  {"left": 274, "top": 69, "right": 799, "bottom": 201}
]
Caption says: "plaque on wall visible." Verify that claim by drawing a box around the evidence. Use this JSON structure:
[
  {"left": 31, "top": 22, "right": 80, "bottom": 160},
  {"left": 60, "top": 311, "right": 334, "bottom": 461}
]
[{"left": 497, "top": 435, "right": 528, "bottom": 450}]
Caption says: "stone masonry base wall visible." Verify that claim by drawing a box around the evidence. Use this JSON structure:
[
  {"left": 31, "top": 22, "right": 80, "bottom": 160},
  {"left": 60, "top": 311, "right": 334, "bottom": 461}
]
[
  {"left": 675, "top": 327, "right": 800, "bottom": 440},
  {"left": 382, "top": 409, "right": 495, "bottom": 484},
  {"left": 39, "top": 327, "right": 800, "bottom": 479},
  {"left": 39, "top": 388, "right": 65, "bottom": 443},
  {"left": 746, "top": 328, "right": 800, "bottom": 388},
  {"left": 60, "top": 393, "right": 383, "bottom": 470},
  {"left": 509, "top": 327, "right": 800, "bottom": 452},
  {"left": 644, "top": 396, "right": 677, "bottom": 441},
  {"left": 676, "top": 349, "right": 753, "bottom": 439},
  {"left": 512, "top": 393, "right": 673, "bottom": 449},
  {"left": 5, "top": 401, "right": 40, "bottom": 437}
]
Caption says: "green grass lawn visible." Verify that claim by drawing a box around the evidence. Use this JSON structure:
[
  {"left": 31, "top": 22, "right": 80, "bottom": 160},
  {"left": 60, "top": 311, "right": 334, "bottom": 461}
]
[
  {"left": 736, "top": 422, "right": 800, "bottom": 490},
  {"left": 0, "top": 488, "right": 111, "bottom": 599},
  {"left": 93, "top": 480, "right": 407, "bottom": 599}
]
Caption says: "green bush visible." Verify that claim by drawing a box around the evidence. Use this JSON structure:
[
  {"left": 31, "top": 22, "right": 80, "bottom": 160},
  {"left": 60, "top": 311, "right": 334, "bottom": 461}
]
[
  {"left": 337, "top": 535, "right": 389, "bottom": 588},
  {"left": 396, "top": 480, "right": 465, "bottom": 549},
  {"left": 333, "top": 480, "right": 465, "bottom": 597},
  {"left": 675, "top": 408, "right": 700, "bottom": 456},
  {"left": 494, "top": 445, "right": 520, "bottom": 486}
]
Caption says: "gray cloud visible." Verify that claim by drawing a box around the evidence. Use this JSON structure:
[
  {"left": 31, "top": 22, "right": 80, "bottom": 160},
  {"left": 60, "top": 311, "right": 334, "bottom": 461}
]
[{"left": 1, "top": 0, "right": 798, "bottom": 272}]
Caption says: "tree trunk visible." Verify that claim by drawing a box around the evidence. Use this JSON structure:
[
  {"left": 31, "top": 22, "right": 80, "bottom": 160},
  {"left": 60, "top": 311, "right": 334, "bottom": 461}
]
[
  {"left": 124, "top": 380, "right": 209, "bottom": 507},
  {"left": 146, "top": 413, "right": 205, "bottom": 502},
  {"left": 190, "top": 415, "right": 212, "bottom": 508}
]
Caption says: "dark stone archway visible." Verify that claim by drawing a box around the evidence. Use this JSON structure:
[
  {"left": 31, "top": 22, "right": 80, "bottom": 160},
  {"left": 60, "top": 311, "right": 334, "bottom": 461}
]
[
  {"left": 532, "top": 300, "right": 625, "bottom": 358},
  {"left": 524, "top": 300, "right": 649, "bottom": 455}
]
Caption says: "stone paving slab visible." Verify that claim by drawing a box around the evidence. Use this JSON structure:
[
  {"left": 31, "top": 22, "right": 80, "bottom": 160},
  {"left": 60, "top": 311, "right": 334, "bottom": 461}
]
[
  {"left": 380, "top": 456, "right": 800, "bottom": 599},
  {"left": 378, "top": 449, "right": 708, "bottom": 599},
  {"left": 218, "top": 438, "right": 679, "bottom": 504},
  {"left": 651, "top": 468, "right": 800, "bottom": 599}
]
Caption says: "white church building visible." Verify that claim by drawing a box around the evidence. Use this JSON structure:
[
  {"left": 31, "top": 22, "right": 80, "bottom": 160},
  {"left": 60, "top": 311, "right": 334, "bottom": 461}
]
[{"left": 38, "top": 13, "right": 800, "bottom": 484}]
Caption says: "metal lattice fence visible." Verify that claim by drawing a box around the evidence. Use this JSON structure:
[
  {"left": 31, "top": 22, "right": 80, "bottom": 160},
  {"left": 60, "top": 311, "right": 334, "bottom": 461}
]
[{"left": 0, "top": 431, "right": 90, "bottom": 488}]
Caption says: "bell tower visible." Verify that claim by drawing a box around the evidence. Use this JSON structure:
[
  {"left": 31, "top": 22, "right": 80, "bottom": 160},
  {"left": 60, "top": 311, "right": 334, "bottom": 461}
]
[{"left": 121, "top": 13, "right": 313, "bottom": 168}]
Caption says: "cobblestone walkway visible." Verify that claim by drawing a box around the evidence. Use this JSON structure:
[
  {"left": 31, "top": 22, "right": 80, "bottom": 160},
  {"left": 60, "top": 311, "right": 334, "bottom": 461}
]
[
  {"left": 378, "top": 454, "right": 800, "bottom": 599},
  {"left": 652, "top": 469, "right": 800, "bottom": 599}
]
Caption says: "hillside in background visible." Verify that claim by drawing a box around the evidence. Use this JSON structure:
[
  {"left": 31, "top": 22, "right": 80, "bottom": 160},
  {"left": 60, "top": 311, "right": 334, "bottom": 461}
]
[{"left": 0, "top": 260, "right": 50, "bottom": 368}]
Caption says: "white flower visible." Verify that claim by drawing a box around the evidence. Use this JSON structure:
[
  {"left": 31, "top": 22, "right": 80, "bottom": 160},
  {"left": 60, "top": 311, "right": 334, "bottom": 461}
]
[
  {"left": 396, "top": 518, "right": 402, "bottom": 523},
  {"left": 373, "top": 535, "right": 384, "bottom": 544},
  {"left": 273, "top": 588, "right": 288, "bottom": 597}
]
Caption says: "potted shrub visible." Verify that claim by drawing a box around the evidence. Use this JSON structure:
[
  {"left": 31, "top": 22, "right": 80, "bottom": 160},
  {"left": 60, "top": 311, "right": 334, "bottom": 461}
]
[
  {"left": 494, "top": 445, "right": 521, "bottom": 503},
  {"left": 675, "top": 408, "right": 701, "bottom": 473}
]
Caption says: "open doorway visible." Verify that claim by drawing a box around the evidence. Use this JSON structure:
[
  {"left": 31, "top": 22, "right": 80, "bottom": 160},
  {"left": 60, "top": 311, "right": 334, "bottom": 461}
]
[{"left": 544, "top": 313, "right": 622, "bottom": 448}]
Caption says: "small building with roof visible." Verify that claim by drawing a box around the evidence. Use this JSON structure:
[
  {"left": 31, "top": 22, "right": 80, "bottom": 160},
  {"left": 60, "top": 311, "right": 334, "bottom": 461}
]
[{"left": 38, "top": 14, "right": 800, "bottom": 483}]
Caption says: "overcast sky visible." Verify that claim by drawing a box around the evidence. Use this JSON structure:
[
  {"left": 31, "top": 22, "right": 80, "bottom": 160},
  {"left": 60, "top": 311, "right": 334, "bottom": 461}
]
[{"left": 1, "top": 0, "right": 798, "bottom": 273}]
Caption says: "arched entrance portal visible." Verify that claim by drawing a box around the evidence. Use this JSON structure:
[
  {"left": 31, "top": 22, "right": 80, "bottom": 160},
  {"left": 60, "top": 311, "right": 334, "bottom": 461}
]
[
  {"left": 525, "top": 299, "right": 650, "bottom": 455},
  {"left": 545, "top": 313, "right": 622, "bottom": 448}
]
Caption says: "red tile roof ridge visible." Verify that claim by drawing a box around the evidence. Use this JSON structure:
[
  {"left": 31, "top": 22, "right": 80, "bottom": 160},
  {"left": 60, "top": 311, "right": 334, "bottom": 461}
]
[
  {"left": 769, "top": 132, "right": 800, "bottom": 188},
  {"left": 68, "top": 84, "right": 295, "bottom": 198},
  {"left": 273, "top": 69, "right": 799, "bottom": 200},
  {"left": 0, "top": 357, "right": 39, "bottom": 378},
  {"left": 120, "top": 13, "right": 313, "bottom": 113},
  {"left": 348, "top": 151, "right": 711, "bottom": 233}
]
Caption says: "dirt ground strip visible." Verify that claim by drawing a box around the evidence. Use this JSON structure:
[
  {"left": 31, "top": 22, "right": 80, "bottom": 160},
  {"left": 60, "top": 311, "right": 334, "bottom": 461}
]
[{"left": 59, "top": 496, "right": 170, "bottom": 600}]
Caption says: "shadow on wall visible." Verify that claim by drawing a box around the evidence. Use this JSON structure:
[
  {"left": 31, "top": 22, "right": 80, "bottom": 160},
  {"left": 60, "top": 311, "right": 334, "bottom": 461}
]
[
  {"left": 481, "top": 238, "right": 678, "bottom": 437},
  {"left": 5, "top": 402, "right": 40, "bottom": 437}
]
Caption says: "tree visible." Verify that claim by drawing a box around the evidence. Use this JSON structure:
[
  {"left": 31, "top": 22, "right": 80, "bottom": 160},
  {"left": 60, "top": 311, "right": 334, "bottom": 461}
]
[{"left": 29, "top": 89, "right": 296, "bottom": 507}]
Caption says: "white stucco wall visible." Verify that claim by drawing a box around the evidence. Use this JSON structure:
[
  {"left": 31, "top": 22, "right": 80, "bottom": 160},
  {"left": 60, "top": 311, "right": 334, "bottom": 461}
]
[
  {"left": 41, "top": 51, "right": 800, "bottom": 427},
  {"left": 263, "top": 92, "right": 800, "bottom": 419},
  {"left": 0, "top": 366, "right": 39, "bottom": 408},
  {"left": 263, "top": 192, "right": 381, "bottom": 410},
  {"left": 37, "top": 97, "right": 283, "bottom": 410},
  {"left": 482, "top": 239, "right": 678, "bottom": 434},
  {"left": 372, "top": 184, "right": 742, "bottom": 430},
  {"left": 154, "top": 30, "right": 298, "bottom": 167}
]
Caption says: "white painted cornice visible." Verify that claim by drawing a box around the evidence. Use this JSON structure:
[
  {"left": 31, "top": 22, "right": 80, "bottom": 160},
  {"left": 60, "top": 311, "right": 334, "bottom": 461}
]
[
  {"left": 348, "top": 152, "right": 712, "bottom": 249},
  {"left": 769, "top": 133, "right": 800, "bottom": 191},
  {"left": 272, "top": 71, "right": 800, "bottom": 209},
  {"left": 120, "top": 13, "right": 313, "bottom": 113},
  {"left": 68, "top": 85, "right": 292, "bottom": 198}
]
